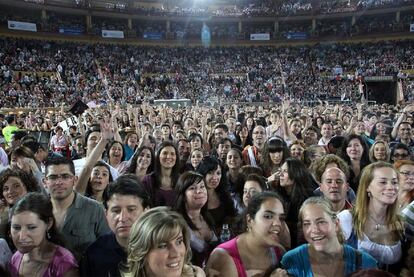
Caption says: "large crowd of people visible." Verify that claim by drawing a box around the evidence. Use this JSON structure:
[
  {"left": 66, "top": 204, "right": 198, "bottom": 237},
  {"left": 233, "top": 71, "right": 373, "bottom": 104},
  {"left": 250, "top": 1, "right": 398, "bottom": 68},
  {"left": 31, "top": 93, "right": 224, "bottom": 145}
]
[
  {"left": 26, "top": 0, "right": 414, "bottom": 17},
  {"left": 2, "top": 0, "right": 414, "bottom": 42},
  {"left": 0, "top": 71, "right": 414, "bottom": 275},
  {"left": 0, "top": 37, "right": 413, "bottom": 109},
  {"left": 0, "top": 1, "right": 414, "bottom": 275}
]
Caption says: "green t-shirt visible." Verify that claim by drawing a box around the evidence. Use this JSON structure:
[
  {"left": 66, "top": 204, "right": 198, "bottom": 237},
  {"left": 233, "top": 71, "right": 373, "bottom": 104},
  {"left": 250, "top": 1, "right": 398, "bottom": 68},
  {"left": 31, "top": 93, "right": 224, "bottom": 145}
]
[{"left": 2, "top": 125, "right": 19, "bottom": 143}]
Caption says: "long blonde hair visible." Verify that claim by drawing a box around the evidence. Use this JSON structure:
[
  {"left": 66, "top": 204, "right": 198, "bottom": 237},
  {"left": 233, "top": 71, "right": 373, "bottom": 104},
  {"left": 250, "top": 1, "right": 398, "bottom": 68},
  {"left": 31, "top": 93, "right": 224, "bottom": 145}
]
[
  {"left": 353, "top": 162, "right": 403, "bottom": 240},
  {"left": 121, "top": 207, "right": 192, "bottom": 277}
]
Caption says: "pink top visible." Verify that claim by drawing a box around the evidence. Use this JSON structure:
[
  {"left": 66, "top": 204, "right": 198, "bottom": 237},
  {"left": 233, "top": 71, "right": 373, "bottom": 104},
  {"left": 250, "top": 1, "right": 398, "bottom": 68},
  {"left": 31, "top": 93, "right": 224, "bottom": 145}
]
[
  {"left": 9, "top": 246, "right": 78, "bottom": 277},
  {"left": 217, "top": 237, "right": 282, "bottom": 277},
  {"left": 50, "top": 134, "right": 70, "bottom": 149}
]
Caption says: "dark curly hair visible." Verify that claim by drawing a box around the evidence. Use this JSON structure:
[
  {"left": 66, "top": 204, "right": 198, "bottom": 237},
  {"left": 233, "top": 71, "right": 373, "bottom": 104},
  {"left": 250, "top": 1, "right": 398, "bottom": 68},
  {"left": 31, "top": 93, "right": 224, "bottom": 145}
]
[{"left": 0, "top": 168, "right": 40, "bottom": 204}]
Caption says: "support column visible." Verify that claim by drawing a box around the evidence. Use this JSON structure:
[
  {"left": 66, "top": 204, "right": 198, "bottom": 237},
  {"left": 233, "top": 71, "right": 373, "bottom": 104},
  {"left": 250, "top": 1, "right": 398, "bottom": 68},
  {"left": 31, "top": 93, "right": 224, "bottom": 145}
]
[
  {"left": 41, "top": 9, "right": 47, "bottom": 21},
  {"left": 274, "top": 20, "right": 279, "bottom": 33},
  {"left": 86, "top": 15, "right": 92, "bottom": 32},
  {"left": 166, "top": 20, "right": 170, "bottom": 32},
  {"left": 396, "top": 11, "right": 400, "bottom": 22},
  {"left": 238, "top": 20, "right": 242, "bottom": 34},
  {"left": 128, "top": 18, "right": 132, "bottom": 30},
  {"left": 312, "top": 18, "right": 316, "bottom": 31},
  {"left": 351, "top": 15, "right": 356, "bottom": 26}
]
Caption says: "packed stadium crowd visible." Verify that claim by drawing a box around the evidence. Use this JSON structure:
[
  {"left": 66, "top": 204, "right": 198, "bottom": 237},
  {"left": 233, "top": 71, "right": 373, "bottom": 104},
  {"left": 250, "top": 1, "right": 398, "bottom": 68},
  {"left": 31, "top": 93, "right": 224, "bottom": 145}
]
[
  {"left": 0, "top": 0, "right": 414, "bottom": 275},
  {"left": 62, "top": 0, "right": 414, "bottom": 17},
  {"left": 0, "top": 37, "right": 413, "bottom": 109},
  {"left": 2, "top": 2, "right": 414, "bottom": 42},
  {"left": 1, "top": 79, "right": 414, "bottom": 275}
]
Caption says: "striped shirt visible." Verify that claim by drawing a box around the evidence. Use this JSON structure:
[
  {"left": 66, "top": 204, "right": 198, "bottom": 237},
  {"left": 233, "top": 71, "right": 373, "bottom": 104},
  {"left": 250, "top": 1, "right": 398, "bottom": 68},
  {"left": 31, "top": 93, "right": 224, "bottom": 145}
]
[{"left": 401, "top": 200, "right": 414, "bottom": 240}]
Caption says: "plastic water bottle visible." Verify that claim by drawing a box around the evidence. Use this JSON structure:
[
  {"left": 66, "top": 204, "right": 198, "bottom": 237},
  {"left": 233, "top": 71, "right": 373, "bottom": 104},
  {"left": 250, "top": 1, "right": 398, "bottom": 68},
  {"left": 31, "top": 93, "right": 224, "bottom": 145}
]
[{"left": 220, "top": 224, "right": 231, "bottom": 243}]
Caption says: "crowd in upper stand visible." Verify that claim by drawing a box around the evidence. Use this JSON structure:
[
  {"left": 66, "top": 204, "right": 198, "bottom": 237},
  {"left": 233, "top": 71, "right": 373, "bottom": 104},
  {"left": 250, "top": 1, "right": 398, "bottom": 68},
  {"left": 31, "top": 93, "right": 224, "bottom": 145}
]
[
  {"left": 0, "top": 37, "right": 413, "bottom": 109},
  {"left": 2, "top": 1, "right": 414, "bottom": 41},
  {"left": 23, "top": 0, "right": 414, "bottom": 17}
]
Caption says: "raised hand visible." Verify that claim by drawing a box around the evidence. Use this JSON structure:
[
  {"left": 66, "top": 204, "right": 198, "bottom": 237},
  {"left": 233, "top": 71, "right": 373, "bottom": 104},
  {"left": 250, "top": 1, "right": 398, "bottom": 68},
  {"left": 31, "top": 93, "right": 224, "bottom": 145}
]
[
  {"left": 100, "top": 117, "right": 114, "bottom": 141},
  {"left": 282, "top": 99, "right": 290, "bottom": 114}
]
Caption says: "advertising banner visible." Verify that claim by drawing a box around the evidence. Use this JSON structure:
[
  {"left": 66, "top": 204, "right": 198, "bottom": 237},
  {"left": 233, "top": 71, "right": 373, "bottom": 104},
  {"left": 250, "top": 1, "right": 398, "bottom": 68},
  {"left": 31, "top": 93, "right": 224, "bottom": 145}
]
[
  {"left": 250, "top": 33, "right": 270, "bottom": 40},
  {"left": 59, "top": 27, "right": 84, "bottom": 35},
  {"left": 285, "top": 32, "right": 308, "bottom": 40},
  {"left": 102, "top": 30, "right": 124, "bottom": 38},
  {"left": 8, "top": 20, "right": 37, "bottom": 32},
  {"left": 143, "top": 32, "right": 163, "bottom": 40}
]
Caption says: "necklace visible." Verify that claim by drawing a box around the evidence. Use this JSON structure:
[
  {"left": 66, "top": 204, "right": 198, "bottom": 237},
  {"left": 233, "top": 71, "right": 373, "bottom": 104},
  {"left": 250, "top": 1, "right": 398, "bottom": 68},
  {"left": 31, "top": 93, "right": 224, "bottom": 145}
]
[{"left": 368, "top": 214, "right": 385, "bottom": 231}]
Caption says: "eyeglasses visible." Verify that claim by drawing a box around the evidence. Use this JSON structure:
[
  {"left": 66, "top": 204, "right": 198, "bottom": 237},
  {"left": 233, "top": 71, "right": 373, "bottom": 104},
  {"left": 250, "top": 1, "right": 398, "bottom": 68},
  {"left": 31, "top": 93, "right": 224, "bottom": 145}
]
[
  {"left": 393, "top": 153, "right": 409, "bottom": 158},
  {"left": 399, "top": 171, "right": 414, "bottom": 177},
  {"left": 45, "top": 174, "right": 74, "bottom": 182}
]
